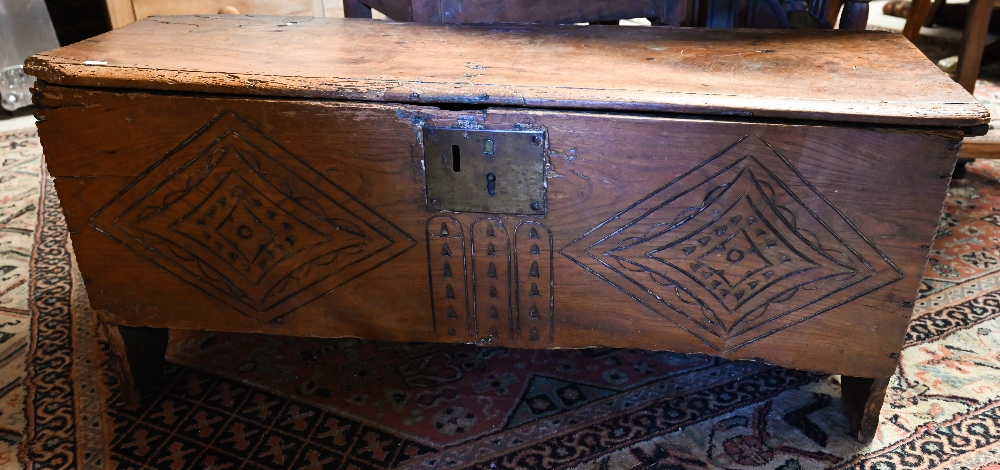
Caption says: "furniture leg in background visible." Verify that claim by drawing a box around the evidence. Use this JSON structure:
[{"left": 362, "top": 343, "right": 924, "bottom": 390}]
[
  {"left": 956, "top": 0, "right": 994, "bottom": 92},
  {"left": 954, "top": 0, "right": 997, "bottom": 169},
  {"left": 903, "top": 0, "right": 997, "bottom": 171}
]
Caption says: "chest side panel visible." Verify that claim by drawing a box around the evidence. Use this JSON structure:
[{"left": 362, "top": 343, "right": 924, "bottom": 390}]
[{"left": 35, "top": 84, "right": 960, "bottom": 377}]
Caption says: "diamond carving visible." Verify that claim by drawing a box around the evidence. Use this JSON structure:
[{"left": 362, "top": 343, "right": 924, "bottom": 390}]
[
  {"left": 561, "top": 134, "right": 902, "bottom": 352},
  {"left": 91, "top": 112, "right": 415, "bottom": 322}
]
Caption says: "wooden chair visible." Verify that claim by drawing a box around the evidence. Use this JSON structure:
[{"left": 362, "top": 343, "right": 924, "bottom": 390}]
[
  {"left": 902, "top": 0, "right": 995, "bottom": 168},
  {"left": 902, "top": 0, "right": 993, "bottom": 92}
]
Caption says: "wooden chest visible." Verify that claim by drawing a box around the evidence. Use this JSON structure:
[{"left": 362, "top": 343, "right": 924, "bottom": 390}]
[{"left": 26, "top": 16, "right": 988, "bottom": 442}]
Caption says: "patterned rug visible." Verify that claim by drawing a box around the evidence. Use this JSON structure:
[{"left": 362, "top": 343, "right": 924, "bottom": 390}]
[
  {"left": 9, "top": 120, "right": 1000, "bottom": 468},
  {"left": 0, "top": 128, "right": 40, "bottom": 465}
]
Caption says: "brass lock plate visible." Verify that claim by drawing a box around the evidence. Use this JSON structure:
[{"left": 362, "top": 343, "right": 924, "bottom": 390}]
[{"left": 423, "top": 127, "right": 546, "bottom": 215}]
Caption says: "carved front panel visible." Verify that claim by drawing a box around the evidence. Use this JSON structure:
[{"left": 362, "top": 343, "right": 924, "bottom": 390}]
[
  {"left": 40, "top": 84, "right": 955, "bottom": 379},
  {"left": 427, "top": 216, "right": 555, "bottom": 344},
  {"left": 515, "top": 222, "right": 554, "bottom": 343},
  {"left": 471, "top": 218, "right": 513, "bottom": 341},
  {"left": 426, "top": 216, "right": 470, "bottom": 338},
  {"left": 561, "top": 134, "right": 903, "bottom": 352},
  {"left": 90, "top": 112, "right": 415, "bottom": 323}
]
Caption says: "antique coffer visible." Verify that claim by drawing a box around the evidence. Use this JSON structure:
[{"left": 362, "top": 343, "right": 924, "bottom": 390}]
[{"left": 26, "top": 16, "right": 988, "bottom": 442}]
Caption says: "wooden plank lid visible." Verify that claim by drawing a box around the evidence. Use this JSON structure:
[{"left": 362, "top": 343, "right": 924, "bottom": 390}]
[{"left": 25, "top": 15, "right": 989, "bottom": 127}]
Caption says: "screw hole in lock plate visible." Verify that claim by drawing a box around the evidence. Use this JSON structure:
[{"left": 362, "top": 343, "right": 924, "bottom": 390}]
[{"left": 424, "top": 127, "right": 547, "bottom": 215}]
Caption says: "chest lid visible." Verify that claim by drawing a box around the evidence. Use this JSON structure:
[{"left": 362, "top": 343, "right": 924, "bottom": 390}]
[{"left": 25, "top": 15, "right": 988, "bottom": 128}]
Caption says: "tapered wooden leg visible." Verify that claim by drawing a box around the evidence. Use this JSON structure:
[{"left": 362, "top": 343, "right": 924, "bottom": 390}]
[
  {"left": 841, "top": 375, "right": 891, "bottom": 442},
  {"left": 104, "top": 323, "right": 168, "bottom": 403}
]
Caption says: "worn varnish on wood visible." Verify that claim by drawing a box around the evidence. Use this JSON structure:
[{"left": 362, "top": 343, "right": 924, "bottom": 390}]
[
  {"left": 26, "top": 16, "right": 987, "bottom": 127},
  {"left": 26, "top": 16, "right": 987, "bottom": 440}
]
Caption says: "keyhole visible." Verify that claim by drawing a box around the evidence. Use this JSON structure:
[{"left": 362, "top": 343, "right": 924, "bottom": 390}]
[
  {"left": 452, "top": 145, "right": 461, "bottom": 172},
  {"left": 486, "top": 173, "right": 496, "bottom": 196}
]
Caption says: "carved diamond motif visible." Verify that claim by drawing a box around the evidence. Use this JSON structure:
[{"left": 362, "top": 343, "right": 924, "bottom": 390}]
[
  {"left": 561, "top": 134, "right": 902, "bottom": 351},
  {"left": 91, "top": 112, "right": 415, "bottom": 322}
]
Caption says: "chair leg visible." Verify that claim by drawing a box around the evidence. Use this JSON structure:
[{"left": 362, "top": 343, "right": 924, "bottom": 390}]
[
  {"left": 902, "top": 0, "right": 933, "bottom": 41},
  {"left": 924, "top": 0, "right": 948, "bottom": 26},
  {"left": 841, "top": 375, "right": 891, "bottom": 442},
  {"left": 956, "top": 0, "right": 993, "bottom": 93}
]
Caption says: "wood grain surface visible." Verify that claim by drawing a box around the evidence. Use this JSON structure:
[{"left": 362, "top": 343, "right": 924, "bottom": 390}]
[
  {"left": 24, "top": 15, "right": 987, "bottom": 127},
  {"left": 35, "top": 83, "right": 961, "bottom": 378}
]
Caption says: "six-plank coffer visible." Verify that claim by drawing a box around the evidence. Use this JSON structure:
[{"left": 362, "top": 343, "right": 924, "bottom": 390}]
[{"left": 26, "top": 15, "right": 989, "bottom": 442}]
